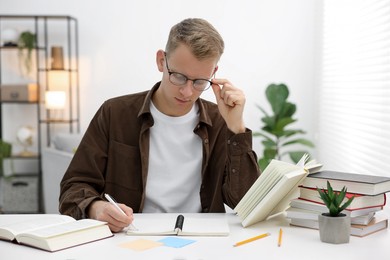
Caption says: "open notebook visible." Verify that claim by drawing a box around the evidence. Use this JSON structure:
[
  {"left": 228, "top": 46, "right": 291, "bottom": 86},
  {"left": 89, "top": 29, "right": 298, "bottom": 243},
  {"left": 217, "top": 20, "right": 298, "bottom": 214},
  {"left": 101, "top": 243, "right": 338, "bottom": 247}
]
[{"left": 126, "top": 213, "right": 229, "bottom": 236}]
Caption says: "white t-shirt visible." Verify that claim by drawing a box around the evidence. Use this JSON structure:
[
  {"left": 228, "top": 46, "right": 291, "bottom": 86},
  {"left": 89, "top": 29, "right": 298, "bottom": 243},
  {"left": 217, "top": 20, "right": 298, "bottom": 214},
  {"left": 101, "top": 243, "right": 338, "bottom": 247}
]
[{"left": 142, "top": 102, "right": 202, "bottom": 213}]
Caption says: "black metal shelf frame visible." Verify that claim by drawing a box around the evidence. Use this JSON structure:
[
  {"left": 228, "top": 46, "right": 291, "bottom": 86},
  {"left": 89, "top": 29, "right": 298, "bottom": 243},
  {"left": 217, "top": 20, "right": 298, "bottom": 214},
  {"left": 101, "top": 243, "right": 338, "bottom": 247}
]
[{"left": 0, "top": 15, "right": 80, "bottom": 213}]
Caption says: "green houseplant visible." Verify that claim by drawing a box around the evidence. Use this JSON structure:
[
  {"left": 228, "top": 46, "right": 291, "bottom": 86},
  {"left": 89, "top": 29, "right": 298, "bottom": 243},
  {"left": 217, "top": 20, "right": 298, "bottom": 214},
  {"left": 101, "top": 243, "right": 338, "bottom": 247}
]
[
  {"left": 254, "top": 83, "right": 314, "bottom": 171},
  {"left": 18, "top": 31, "right": 36, "bottom": 75},
  {"left": 317, "top": 181, "right": 355, "bottom": 244},
  {"left": 0, "top": 139, "right": 12, "bottom": 177}
]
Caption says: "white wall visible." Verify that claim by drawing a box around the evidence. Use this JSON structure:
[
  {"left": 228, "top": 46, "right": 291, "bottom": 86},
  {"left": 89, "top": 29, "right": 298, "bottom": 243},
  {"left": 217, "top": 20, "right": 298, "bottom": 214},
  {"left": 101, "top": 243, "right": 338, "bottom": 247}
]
[{"left": 1, "top": 0, "right": 322, "bottom": 158}]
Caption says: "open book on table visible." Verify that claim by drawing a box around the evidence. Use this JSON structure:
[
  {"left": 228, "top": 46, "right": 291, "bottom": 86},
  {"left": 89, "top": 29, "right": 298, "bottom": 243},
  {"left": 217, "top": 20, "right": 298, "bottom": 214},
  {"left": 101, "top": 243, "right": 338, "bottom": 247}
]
[
  {"left": 0, "top": 214, "right": 113, "bottom": 252},
  {"left": 126, "top": 213, "right": 229, "bottom": 236},
  {"left": 234, "top": 154, "right": 322, "bottom": 227}
]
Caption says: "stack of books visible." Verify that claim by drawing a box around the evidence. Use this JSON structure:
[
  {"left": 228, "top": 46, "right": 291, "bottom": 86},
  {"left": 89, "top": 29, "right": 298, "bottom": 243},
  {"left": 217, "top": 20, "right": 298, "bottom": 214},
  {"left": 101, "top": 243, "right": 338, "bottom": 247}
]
[{"left": 286, "top": 170, "right": 390, "bottom": 237}]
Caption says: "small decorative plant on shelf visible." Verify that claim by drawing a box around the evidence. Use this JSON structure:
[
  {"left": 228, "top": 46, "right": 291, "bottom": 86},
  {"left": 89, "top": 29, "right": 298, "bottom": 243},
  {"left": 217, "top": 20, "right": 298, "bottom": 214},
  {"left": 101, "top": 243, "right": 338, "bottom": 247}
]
[
  {"left": 317, "top": 181, "right": 355, "bottom": 244},
  {"left": 18, "top": 31, "right": 36, "bottom": 75},
  {"left": 0, "top": 139, "right": 12, "bottom": 177},
  {"left": 253, "top": 83, "right": 315, "bottom": 171}
]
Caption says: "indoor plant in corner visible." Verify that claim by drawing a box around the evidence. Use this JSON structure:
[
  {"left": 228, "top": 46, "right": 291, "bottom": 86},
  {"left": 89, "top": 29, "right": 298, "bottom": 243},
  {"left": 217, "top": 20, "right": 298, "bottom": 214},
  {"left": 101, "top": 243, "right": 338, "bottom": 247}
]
[
  {"left": 317, "top": 181, "right": 355, "bottom": 244},
  {"left": 254, "top": 83, "right": 315, "bottom": 171}
]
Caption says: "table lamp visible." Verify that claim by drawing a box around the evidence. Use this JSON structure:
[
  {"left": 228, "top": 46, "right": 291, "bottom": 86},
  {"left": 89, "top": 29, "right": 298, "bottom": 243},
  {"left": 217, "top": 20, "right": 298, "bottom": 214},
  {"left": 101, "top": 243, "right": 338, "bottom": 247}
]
[{"left": 45, "top": 90, "right": 66, "bottom": 120}]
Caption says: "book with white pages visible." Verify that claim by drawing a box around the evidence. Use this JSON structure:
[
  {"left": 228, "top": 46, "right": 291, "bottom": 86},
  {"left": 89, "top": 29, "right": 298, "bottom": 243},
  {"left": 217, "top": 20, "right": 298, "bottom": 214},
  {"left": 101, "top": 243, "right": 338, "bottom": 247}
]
[
  {"left": 289, "top": 198, "right": 383, "bottom": 218},
  {"left": 290, "top": 213, "right": 389, "bottom": 237},
  {"left": 286, "top": 206, "right": 376, "bottom": 225},
  {"left": 0, "top": 214, "right": 112, "bottom": 252},
  {"left": 126, "top": 213, "right": 229, "bottom": 237},
  {"left": 234, "top": 154, "right": 322, "bottom": 227}
]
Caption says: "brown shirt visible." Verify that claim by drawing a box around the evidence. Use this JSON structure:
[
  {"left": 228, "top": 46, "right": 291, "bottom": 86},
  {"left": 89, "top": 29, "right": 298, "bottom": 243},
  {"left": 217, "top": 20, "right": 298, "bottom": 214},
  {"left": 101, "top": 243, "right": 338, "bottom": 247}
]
[{"left": 59, "top": 82, "right": 260, "bottom": 219}]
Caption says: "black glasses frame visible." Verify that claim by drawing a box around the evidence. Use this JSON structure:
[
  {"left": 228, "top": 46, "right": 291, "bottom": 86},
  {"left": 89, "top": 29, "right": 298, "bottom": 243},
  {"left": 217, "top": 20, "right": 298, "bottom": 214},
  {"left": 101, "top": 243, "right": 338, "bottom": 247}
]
[{"left": 164, "top": 52, "right": 214, "bottom": 92}]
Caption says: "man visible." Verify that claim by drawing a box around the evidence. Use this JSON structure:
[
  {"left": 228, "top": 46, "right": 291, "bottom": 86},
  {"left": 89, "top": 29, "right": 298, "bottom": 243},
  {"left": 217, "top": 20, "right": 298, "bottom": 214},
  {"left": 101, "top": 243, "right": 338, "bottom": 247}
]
[{"left": 59, "top": 18, "right": 260, "bottom": 232}]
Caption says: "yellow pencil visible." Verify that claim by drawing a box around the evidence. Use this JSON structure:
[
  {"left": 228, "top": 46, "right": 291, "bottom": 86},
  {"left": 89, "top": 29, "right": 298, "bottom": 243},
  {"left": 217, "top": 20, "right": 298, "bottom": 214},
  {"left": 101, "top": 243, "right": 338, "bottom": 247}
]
[
  {"left": 233, "top": 232, "right": 271, "bottom": 247},
  {"left": 278, "top": 228, "right": 283, "bottom": 247}
]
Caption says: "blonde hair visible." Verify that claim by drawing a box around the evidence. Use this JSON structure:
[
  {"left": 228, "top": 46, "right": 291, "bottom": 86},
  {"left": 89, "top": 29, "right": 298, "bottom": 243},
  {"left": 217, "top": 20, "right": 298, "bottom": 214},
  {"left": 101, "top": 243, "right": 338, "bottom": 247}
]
[{"left": 165, "top": 18, "right": 224, "bottom": 60}]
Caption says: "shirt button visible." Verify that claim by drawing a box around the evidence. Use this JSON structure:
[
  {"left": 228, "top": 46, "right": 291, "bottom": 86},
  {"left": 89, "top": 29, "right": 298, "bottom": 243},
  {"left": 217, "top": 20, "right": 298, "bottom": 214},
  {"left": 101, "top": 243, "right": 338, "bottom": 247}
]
[
  {"left": 204, "top": 139, "right": 209, "bottom": 144},
  {"left": 233, "top": 141, "right": 237, "bottom": 146},
  {"left": 232, "top": 168, "right": 237, "bottom": 173},
  {"left": 227, "top": 140, "right": 231, "bottom": 145}
]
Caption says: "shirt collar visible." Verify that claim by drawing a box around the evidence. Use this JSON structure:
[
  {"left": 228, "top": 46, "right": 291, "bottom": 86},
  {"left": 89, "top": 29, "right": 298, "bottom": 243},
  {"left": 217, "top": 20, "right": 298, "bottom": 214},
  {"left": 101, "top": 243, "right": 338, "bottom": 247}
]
[{"left": 138, "top": 81, "right": 213, "bottom": 127}]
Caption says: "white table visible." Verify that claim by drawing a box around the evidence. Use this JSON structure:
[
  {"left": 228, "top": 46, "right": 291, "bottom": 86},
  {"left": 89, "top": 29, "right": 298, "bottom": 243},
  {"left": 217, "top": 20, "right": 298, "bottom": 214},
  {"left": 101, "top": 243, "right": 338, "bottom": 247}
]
[{"left": 1, "top": 211, "right": 389, "bottom": 260}]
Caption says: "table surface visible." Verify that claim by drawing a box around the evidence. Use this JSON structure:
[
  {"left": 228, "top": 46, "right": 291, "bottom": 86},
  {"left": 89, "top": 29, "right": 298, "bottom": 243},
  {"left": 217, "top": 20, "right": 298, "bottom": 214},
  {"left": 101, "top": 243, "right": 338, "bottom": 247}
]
[{"left": 1, "top": 209, "right": 389, "bottom": 260}]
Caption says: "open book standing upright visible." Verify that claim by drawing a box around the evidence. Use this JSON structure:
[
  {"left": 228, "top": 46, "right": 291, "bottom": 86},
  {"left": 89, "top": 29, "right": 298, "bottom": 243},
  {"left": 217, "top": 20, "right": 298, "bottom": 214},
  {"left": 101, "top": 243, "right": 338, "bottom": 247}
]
[{"left": 234, "top": 154, "right": 322, "bottom": 227}]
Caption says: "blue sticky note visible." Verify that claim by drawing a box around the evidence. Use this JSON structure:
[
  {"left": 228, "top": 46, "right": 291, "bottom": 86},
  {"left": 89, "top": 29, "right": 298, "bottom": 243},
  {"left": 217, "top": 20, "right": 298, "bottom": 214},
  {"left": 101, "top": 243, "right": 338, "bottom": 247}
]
[{"left": 158, "top": 237, "right": 196, "bottom": 248}]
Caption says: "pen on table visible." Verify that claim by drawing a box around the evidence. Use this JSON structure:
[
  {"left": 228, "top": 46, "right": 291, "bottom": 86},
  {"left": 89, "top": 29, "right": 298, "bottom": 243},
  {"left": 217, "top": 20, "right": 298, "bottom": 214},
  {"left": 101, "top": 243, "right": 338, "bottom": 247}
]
[
  {"left": 278, "top": 228, "right": 283, "bottom": 247},
  {"left": 104, "top": 193, "right": 137, "bottom": 231},
  {"left": 233, "top": 232, "right": 271, "bottom": 247}
]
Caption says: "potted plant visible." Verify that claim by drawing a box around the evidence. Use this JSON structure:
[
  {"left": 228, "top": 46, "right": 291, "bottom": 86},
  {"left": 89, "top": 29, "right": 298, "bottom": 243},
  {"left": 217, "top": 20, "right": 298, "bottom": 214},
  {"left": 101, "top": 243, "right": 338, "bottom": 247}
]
[
  {"left": 317, "top": 181, "right": 355, "bottom": 244},
  {"left": 18, "top": 31, "right": 36, "bottom": 75},
  {"left": 254, "top": 83, "right": 315, "bottom": 171},
  {"left": 0, "top": 139, "right": 12, "bottom": 177}
]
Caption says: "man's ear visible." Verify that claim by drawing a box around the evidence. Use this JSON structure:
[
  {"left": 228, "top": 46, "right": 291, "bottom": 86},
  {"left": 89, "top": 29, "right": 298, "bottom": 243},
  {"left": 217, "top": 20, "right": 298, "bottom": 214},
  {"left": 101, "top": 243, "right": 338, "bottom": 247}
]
[{"left": 156, "top": 49, "right": 165, "bottom": 72}]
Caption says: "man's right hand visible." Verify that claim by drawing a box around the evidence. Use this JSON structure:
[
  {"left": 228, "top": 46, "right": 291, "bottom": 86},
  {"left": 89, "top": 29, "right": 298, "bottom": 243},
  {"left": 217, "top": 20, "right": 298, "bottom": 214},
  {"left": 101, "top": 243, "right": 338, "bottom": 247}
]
[{"left": 88, "top": 200, "right": 134, "bottom": 232}]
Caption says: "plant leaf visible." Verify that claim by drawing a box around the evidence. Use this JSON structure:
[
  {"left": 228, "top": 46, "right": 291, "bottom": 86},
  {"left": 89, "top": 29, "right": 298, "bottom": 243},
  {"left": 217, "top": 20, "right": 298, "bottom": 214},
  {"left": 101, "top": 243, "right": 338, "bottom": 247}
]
[
  {"left": 282, "top": 138, "right": 315, "bottom": 147},
  {"left": 288, "top": 151, "right": 309, "bottom": 163},
  {"left": 262, "top": 139, "right": 276, "bottom": 148},
  {"left": 281, "top": 129, "right": 306, "bottom": 138},
  {"left": 265, "top": 84, "right": 288, "bottom": 115},
  {"left": 258, "top": 158, "right": 271, "bottom": 171},
  {"left": 255, "top": 104, "right": 270, "bottom": 117},
  {"left": 280, "top": 102, "right": 296, "bottom": 118},
  {"left": 263, "top": 148, "right": 277, "bottom": 159}
]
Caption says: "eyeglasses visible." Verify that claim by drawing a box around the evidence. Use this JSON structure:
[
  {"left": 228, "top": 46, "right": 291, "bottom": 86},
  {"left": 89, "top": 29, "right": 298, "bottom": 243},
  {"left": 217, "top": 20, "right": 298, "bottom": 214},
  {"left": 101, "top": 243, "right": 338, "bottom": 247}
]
[{"left": 164, "top": 52, "right": 214, "bottom": 92}]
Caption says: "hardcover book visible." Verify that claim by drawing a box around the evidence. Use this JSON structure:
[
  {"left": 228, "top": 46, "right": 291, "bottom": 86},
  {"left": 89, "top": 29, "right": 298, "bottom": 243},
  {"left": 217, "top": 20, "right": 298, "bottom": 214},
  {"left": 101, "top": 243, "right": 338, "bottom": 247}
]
[
  {"left": 290, "top": 214, "right": 388, "bottom": 237},
  {"left": 298, "top": 186, "right": 386, "bottom": 210},
  {"left": 289, "top": 198, "right": 383, "bottom": 218},
  {"left": 301, "top": 171, "right": 390, "bottom": 195},
  {"left": 0, "top": 214, "right": 113, "bottom": 252},
  {"left": 286, "top": 206, "right": 376, "bottom": 225}
]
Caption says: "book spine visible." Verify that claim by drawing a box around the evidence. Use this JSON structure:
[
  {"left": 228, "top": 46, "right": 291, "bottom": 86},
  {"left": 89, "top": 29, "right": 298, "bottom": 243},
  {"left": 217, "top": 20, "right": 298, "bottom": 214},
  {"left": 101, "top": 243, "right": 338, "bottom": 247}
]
[{"left": 298, "top": 198, "right": 385, "bottom": 211}]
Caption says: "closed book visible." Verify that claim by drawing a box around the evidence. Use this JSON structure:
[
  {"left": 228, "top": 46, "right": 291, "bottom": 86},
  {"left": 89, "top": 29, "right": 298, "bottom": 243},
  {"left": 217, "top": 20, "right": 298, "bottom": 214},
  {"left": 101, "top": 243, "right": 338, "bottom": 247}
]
[
  {"left": 351, "top": 215, "right": 389, "bottom": 237},
  {"left": 301, "top": 171, "right": 390, "bottom": 195},
  {"left": 290, "top": 198, "right": 383, "bottom": 218},
  {"left": 298, "top": 186, "right": 386, "bottom": 210},
  {"left": 286, "top": 206, "right": 376, "bottom": 225},
  {"left": 0, "top": 214, "right": 113, "bottom": 252},
  {"left": 290, "top": 214, "right": 389, "bottom": 237}
]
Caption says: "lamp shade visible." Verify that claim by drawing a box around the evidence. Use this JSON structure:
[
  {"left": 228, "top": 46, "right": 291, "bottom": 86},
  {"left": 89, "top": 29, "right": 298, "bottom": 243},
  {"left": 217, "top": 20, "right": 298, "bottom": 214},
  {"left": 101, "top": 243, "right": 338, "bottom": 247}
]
[
  {"left": 51, "top": 46, "right": 64, "bottom": 70},
  {"left": 45, "top": 91, "right": 66, "bottom": 109}
]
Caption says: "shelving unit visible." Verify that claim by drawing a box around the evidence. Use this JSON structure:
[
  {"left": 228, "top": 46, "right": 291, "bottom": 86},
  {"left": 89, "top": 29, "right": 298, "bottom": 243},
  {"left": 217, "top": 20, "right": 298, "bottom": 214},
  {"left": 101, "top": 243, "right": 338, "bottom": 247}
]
[{"left": 0, "top": 15, "right": 80, "bottom": 213}]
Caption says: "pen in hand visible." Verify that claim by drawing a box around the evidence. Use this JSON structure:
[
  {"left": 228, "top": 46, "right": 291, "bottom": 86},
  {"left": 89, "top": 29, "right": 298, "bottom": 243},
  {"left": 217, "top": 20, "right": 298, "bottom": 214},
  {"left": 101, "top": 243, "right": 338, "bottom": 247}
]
[{"left": 104, "top": 193, "right": 137, "bottom": 231}]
